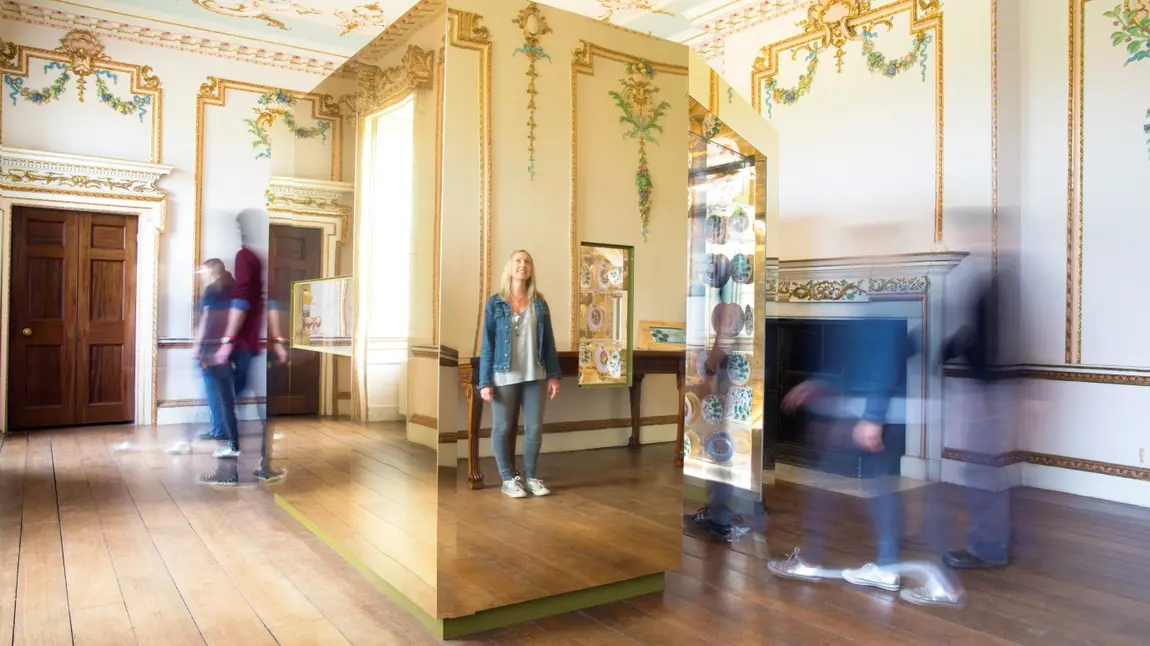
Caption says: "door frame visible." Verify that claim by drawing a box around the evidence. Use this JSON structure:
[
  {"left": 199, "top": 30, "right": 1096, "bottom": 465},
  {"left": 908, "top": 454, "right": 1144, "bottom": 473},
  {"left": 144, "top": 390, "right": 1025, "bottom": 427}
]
[
  {"left": 0, "top": 146, "right": 173, "bottom": 433},
  {"left": 267, "top": 175, "right": 353, "bottom": 417}
]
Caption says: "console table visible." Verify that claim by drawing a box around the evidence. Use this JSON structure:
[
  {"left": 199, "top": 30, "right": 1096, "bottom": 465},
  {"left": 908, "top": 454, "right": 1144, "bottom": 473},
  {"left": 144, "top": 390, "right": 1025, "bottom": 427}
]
[{"left": 458, "top": 350, "right": 685, "bottom": 489}]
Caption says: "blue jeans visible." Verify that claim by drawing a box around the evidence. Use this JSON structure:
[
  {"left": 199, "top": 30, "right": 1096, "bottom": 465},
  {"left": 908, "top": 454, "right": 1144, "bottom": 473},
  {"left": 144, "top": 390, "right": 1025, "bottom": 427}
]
[
  {"left": 490, "top": 379, "right": 546, "bottom": 481},
  {"left": 801, "top": 439, "right": 902, "bottom": 567},
  {"left": 210, "top": 347, "right": 273, "bottom": 477},
  {"left": 202, "top": 367, "right": 225, "bottom": 437}
]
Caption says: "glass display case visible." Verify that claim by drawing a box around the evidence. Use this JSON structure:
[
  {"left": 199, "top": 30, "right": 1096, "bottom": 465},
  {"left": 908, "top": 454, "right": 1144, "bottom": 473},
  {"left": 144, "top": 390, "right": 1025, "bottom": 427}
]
[
  {"left": 577, "top": 242, "right": 634, "bottom": 388},
  {"left": 291, "top": 276, "right": 353, "bottom": 356},
  {"left": 683, "top": 100, "right": 765, "bottom": 496}
]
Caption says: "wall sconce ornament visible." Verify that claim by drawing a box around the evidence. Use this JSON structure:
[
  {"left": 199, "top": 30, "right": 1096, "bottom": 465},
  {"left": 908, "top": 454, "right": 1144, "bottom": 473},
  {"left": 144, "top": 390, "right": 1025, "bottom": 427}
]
[
  {"left": 513, "top": 2, "right": 552, "bottom": 180},
  {"left": 1, "top": 30, "right": 158, "bottom": 121},
  {"left": 609, "top": 59, "right": 671, "bottom": 241},
  {"left": 246, "top": 89, "right": 333, "bottom": 159},
  {"left": 1103, "top": 2, "right": 1149, "bottom": 159}
]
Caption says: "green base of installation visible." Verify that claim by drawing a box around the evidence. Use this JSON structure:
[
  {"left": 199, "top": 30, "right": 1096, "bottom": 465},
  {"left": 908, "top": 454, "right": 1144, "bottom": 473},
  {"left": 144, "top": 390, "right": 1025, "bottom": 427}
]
[{"left": 274, "top": 494, "right": 665, "bottom": 640}]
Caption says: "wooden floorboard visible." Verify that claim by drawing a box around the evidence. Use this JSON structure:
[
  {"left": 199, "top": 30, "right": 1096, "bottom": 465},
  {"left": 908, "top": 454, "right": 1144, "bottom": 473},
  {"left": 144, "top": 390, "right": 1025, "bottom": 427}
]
[{"left": 0, "top": 421, "right": 1147, "bottom": 645}]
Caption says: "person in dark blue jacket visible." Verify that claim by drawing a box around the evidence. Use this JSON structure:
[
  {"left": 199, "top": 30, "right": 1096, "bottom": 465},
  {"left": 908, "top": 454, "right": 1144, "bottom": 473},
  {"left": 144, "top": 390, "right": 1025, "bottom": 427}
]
[
  {"left": 769, "top": 319, "right": 914, "bottom": 592},
  {"left": 477, "top": 250, "right": 563, "bottom": 498}
]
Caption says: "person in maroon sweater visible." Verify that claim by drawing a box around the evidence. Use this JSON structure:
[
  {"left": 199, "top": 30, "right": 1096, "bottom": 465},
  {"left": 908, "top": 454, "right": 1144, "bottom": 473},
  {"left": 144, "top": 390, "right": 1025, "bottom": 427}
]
[{"left": 202, "top": 208, "right": 287, "bottom": 486}]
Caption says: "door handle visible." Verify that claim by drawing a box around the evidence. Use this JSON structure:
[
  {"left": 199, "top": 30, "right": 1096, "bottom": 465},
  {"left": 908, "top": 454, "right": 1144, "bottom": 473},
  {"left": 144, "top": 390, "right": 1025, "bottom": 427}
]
[{"left": 21, "top": 328, "right": 31, "bottom": 337}]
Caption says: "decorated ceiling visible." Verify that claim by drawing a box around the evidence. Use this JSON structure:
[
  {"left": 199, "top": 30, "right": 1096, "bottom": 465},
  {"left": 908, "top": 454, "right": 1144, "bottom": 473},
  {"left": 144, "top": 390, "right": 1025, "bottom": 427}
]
[{"left": 1, "top": 0, "right": 815, "bottom": 59}]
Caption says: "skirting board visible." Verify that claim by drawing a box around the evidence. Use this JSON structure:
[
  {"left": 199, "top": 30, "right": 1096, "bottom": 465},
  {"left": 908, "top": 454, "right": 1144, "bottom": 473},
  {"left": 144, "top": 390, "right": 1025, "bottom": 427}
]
[
  {"left": 1020, "top": 462, "right": 1150, "bottom": 508},
  {"left": 273, "top": 494, "right": 665, "bottom": 639}
]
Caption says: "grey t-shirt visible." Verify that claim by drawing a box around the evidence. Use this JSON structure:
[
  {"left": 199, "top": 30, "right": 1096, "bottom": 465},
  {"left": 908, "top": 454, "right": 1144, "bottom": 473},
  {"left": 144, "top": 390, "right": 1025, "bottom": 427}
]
[{"left": 493, "top": 303, "right": 543, "bottom": 387}]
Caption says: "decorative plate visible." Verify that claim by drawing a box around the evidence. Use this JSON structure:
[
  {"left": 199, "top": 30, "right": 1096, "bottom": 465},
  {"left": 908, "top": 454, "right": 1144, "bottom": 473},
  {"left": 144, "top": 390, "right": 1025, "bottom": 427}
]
[
  {"left": 594, "top": 344, "right": 611, "bottom": 373},
  {"left": 607, "top": 266, "right": 625, "bottom": 287},
  {"left": 685, "top": 391, "right": 701, "bottom": 425},
  {"left": 705, "top": 431, "right": 735, "bottom": 464},
  {"left": 727, "top": 354, "right": 751, "bottom": 386},
  {"left": 729, "top": 207, "right": 751, "bottom": 235},
  {"left": 711, "top": 302, "right": 744, "bottom": 337},
  {"left": 685, "top": 430, "right": 703, "bottom": 459},
  {"left": 731, "top": 253, "right": 754, "bottom": 284},
  {"left": 726, "top": 387, "right": 753, "bottom": 423},
  {"left": 586, "top": 304, "right": 605, "bottom": 332},
  {"left": 743, "top": 305, "right": 755, "bottom": 336},
  {"left": 732, "top": 428, "right": 752, "bottom": 455},
  {"left": 579, "top": 264, "right": 592, "bottom": 289},
  {"left": 608, "top": 350, "right": 622, "bottom": 378},
  {"left": 701, "top": 394, "right": 724, "bottom": 424},
  {"left": 704, "top": 253, "right": 731, "bottom": 288},
  {"left": 579, "top": 343, "right": 592, "bottom": 368},
  {"left": 596, "top": 262, "right": 611, "bottom": 289},
  {"left": 705, "top": 214, "right": 728, "bottom": 245}
]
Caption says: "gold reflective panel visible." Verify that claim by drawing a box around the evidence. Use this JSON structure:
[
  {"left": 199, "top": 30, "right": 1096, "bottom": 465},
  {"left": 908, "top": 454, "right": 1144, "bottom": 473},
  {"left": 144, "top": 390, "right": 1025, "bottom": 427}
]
[
  {"left": 263, "top": 0, "right": 780, "bottom": 639},
  {"left": 290, "top": 277, "right": 353, "bottom": 356}
]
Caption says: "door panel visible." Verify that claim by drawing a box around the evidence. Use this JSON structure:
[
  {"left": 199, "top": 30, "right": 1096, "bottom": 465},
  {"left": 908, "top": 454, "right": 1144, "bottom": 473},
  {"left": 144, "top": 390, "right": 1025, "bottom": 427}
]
[
  {"left": 268, "top": 225, "right": 322, "bottom": 416},
  {"left": 76, "top": 214, "right": 137, "bottom": 424},
  {"left": 7, "top": 207, "right": 136, "bottom": 430},
  {"left": 9, "top": 208, "right": 77, "bottom": 428}
]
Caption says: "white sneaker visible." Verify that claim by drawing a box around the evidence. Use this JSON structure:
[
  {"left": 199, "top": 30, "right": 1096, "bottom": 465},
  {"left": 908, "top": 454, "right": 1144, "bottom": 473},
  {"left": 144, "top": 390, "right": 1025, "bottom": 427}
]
[
  {"left": 525, "top": 478, "right": 550, "bottom": 496},
  {"left": 165, "top": 441, "right": 192, "bottom": 454},
  {"left": 768, "top": 547, "right": 825, "bottom": 582},
  {"left": 843, "top": 563, "right": 901, "bottom": 591},
  {"left": 501, "top": 476, "right": 527, "bottom": 498},
  {"left": 213, "top": 446, "right": 240, "bottom": 459}
]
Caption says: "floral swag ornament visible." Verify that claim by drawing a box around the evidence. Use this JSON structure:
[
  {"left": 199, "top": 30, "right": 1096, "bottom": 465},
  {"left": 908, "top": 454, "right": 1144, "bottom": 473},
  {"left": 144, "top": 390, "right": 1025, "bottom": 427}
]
[
  {"left": 245, "top": 89, "right": 332, "bottom": 159},
  {"left": 609, "top": 59, "right": 670, "bottom": 241},
  {"left": 1103, "top": 1, "right": 1150, "bottom": 158},
  {"left": 1, "top": 30, "right": 156, "bottom": 120}
]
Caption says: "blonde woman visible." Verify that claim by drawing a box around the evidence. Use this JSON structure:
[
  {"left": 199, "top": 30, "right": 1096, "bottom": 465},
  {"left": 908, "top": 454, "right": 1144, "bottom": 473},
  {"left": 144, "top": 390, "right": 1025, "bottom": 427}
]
[{"left": 478, "top": 250, "right": 563, "bottom": 498}]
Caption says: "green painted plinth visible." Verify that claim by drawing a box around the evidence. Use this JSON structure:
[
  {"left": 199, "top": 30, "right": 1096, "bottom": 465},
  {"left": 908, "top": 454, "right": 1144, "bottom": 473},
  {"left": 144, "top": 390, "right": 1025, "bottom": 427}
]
[{"left": 274, "top": 494, "right": 665, "bottom": 640}]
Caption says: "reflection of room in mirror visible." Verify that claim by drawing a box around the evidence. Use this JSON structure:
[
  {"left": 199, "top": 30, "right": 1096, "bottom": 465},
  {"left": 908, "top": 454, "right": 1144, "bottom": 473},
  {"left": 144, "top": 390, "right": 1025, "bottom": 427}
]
[
  {"left": 291, "top": 277, "right": 352, "bottom": 355},
  {"left": 576, "top": 243, "right": 633, "bottom": 387}
]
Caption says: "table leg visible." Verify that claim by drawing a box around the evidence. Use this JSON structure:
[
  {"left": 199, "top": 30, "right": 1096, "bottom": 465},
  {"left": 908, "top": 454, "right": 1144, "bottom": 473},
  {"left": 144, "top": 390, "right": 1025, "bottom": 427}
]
[
  {"left": 627, "top": 374, "right": 645, "bottom": 450},
  {"left": 466, "top": 386, "right": 484, "bottom": 489},
  {"left": 675, "top": 370, "right": 686, "bottom": 467}
]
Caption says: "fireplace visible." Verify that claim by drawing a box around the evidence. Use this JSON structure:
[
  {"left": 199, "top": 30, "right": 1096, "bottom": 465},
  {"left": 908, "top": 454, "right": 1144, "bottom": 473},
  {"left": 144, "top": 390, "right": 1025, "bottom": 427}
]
[{"left": 765, "top": 317, "right": 909, "bottom": 478}]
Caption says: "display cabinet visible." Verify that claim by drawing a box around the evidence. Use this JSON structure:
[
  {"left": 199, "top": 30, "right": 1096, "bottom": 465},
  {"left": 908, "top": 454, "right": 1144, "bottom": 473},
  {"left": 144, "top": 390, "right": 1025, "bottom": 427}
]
[
  {"left": 682, "top": 101, "right": 765, "bottom": 496},
  {"left": 577, "top": 242, "right": 634, "bottom": 388},
  {"left": 291, "top": 276, "right": 353, "bottom": 357}
]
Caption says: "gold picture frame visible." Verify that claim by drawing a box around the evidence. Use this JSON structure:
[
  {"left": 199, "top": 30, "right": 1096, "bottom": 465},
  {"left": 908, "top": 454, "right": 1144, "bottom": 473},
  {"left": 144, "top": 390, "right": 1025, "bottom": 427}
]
[{"left": 637, "top": 320, "right": 686, "bottom": 351}]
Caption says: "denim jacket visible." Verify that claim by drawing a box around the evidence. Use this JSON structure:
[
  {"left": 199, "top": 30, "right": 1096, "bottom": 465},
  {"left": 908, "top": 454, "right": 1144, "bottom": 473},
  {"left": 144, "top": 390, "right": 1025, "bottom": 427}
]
[{"left": 478, "top": 294, "right": 562, "bottom": 389}]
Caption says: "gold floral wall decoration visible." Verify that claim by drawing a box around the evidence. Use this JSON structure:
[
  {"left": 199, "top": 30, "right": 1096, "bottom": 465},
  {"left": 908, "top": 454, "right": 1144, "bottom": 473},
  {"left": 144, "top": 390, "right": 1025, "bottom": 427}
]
[
  {"left": 513, "top": 2, "right": 552, "bottom": 180},
  {"left": 1103, "top": 1, "right": 1149, "bottom": 158},
  {"left": 609, "top": 59, "right": 671, "bottom": 241},
  {"left": 598, "top": 0, "right": 672, "bottom": 23},
  {"left": 0, "top": 30, "right": 161, "bottom": 124},
  {"left": 244, "top": 88, "right": 335, "bottom": 159}
]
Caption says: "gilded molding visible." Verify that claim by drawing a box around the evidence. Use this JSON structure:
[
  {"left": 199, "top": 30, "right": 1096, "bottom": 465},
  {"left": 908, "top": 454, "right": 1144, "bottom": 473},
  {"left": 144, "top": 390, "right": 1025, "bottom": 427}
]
[
  {"left": 597, "top": 1, "right": 672, "bottom": 23},
  {"left": 353, "top": 45, "right": 435, "bottom": 117},
  {"left": 750, "top": 0, "right": 944, "bottom": 244},
  {"left": 0, "top": 145, "right": 173, "bottom": 206},
  {"left": 0, "top": 29, "right": 163, "bottom": 163},
  {"left": 356, "top": 0, "right": 446, "bottom": 64},
  {"left": 194, "top": 78, "right": 343, "bottom": 320},
  {"left": 513, "top": 2, "right": 552, "bottom": 180},
  {"left": 189, "top": 0, "right": 389, "bottom": 35},
  {"left": 942, "top": 447, "right": 1149, "bottom": 482},
  {"left": 447, "top": 8, "right": 492, "bottom": 357},
  {"left": 569, "top": 41, "right": 687, "bottom": 343}
]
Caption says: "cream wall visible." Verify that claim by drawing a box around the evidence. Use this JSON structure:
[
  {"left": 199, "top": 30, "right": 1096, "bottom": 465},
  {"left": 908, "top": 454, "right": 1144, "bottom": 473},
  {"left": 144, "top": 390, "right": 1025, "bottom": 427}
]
[
  {"left": 440, "top": 0, "right": 691, "bottom": 455},
  {"left": 710, "top": 0, "right": 1149, "bottom": 505},
  {"left": 0, "top": 15, "right": 355, "bottom": 425}
]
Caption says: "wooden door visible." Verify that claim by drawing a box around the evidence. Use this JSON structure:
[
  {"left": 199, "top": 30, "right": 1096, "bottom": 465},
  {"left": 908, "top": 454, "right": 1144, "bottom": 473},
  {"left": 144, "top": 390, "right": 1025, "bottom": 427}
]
[
  {"left": 8, "top": 207, "right": 136, "bottom": 429},
  {"left": 268, "top": 225, "right": 322, "bottom": 416}
]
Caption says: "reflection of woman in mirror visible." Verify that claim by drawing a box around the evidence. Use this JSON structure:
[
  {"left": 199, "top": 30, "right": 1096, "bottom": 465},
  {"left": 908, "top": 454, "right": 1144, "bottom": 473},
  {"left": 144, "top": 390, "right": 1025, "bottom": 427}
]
[
  {"left": 167, "top": 258, "right": 234, "bottom": 453},
  {"left": 478, "top": 250, "right": 562, "bottom": 498}
]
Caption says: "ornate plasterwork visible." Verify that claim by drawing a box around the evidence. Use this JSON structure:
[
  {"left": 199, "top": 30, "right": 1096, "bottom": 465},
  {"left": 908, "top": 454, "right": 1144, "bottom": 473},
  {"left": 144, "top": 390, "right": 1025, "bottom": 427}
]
[
  {"left": 348, "top": 44, "right": 435, "bottom": 117},
  {"left": 598, "top": 0, "right": 672, "bottom": 23},
  {"left": 513, "top": 2, "right": 552, "bottom": 180},
  {"left": 0, "top": 1, "right": 342, "bottom": 75},
  {"left": 190, "top": 0, "right": 389, "bottom": 35},
  {"left": 265, "top": 175, "right": 353, "bottom": 244},
  {"left": 768, "top": 252, "right": 963, "bottom": 302},
  {"left": 0, "top": 145, "right": 172, "bottom": 207}
]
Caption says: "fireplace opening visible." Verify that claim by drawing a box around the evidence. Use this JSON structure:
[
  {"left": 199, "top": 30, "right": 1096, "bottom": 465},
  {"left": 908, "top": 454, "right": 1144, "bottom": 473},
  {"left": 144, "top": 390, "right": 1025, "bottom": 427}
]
[{"left": 764, "top": 317, "right": 910, "bottom": 478}]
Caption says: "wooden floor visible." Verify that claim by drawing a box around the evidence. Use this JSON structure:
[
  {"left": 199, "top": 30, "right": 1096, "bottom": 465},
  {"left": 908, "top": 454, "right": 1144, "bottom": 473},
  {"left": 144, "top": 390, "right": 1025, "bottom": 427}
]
[{"left": 2, "top": 422, "right": 1149, "bottom": 645}]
